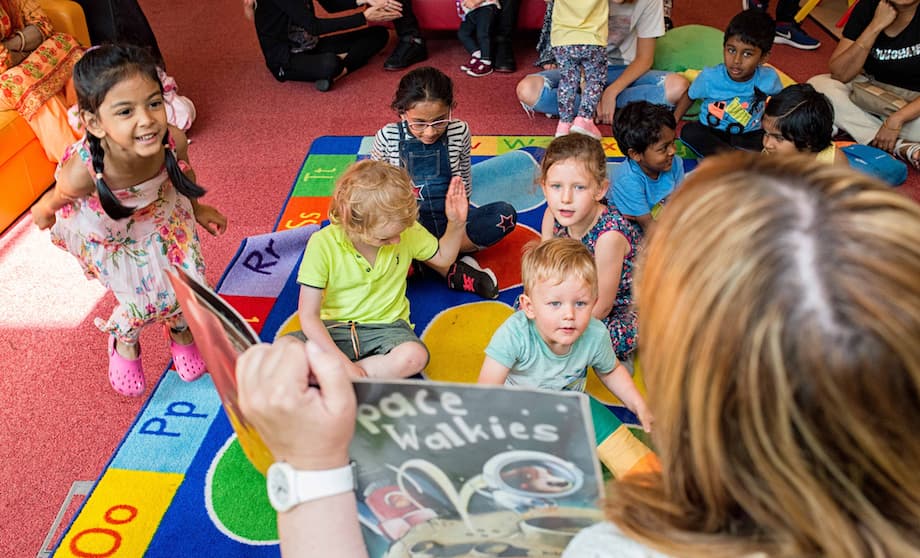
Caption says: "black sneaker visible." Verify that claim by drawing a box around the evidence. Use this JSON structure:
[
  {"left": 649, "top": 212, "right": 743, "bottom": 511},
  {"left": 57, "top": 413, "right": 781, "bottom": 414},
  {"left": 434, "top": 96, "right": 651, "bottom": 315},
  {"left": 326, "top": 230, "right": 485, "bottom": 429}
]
[
  {"left": 447, "top": 256, "right": 499, "bottom": 299},
  {"left": 314, "top": 78, "right": 332, "bottom": 92},
  {"left": 494, "top": 40, "right": 516, "bottom": 73},
  {"left": 383, "top": 37, "right": 428, "bottom": 71}
]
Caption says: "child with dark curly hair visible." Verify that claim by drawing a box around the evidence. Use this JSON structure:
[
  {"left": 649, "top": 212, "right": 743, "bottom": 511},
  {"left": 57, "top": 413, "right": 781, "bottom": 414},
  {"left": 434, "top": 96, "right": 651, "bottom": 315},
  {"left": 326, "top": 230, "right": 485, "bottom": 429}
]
[{"left": 610, "top": 101, "right": 684, "bottom": 231}]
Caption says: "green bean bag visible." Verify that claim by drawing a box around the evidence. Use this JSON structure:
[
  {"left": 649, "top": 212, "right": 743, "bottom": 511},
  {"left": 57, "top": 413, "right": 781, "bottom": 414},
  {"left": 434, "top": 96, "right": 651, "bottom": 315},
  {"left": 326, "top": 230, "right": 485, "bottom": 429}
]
[{"left": 653, "top": 24, "right": 726, "bottom": 73}]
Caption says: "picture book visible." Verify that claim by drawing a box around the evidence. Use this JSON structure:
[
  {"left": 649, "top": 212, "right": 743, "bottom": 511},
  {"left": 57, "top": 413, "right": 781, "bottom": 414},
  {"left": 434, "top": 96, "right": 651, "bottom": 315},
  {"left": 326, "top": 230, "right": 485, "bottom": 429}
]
[{"left": 168, "top": 268, "right": 606, "bottom": 557}]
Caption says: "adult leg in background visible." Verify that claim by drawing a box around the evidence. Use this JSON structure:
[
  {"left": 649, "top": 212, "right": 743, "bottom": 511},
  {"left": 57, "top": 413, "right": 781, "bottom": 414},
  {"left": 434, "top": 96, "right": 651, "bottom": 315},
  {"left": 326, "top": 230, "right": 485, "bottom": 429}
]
[
  {"left": 519, "top": 66, "right": 678, "bottom": 118},
  {"left": 493, "top": 0, "right": 520, "bottom": 72},
  {"left": 809, "top": 74, "right": 883, "bottom": 145},
  {"left": 386, "top": 0, "right": 429, "bottom": 70},
  {"left": 272, "top": 26, "right": 389, "bottom": 84}
]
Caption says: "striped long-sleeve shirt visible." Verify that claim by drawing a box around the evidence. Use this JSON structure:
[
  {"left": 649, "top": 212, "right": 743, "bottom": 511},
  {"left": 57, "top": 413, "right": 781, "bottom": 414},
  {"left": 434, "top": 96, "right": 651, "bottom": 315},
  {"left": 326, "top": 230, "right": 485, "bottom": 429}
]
[{"left": 370, "top": 120, "right": 473, "bottom": 197}]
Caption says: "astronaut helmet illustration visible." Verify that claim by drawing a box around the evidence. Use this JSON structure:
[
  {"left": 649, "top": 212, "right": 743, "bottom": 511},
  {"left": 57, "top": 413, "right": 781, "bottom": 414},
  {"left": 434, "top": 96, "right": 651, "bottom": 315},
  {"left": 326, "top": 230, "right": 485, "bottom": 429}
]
[{"left": 480, "top": 450, "right": 584, "bottom": 511}]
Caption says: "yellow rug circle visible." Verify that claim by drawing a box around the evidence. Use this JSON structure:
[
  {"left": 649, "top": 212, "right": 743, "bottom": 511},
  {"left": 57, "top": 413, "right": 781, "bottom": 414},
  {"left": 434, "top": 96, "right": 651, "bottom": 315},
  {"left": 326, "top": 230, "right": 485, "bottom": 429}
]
[{"left": 421, "top": 301, "right": 513, "bottom": 384}]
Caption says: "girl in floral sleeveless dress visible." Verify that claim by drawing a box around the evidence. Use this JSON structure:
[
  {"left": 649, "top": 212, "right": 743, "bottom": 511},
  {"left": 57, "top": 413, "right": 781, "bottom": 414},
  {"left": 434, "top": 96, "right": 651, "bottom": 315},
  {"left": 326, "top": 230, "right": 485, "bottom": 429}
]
[
  {"left": 539, "top": 134, "right": 642, "bottom": 361},
  {"left": 31, "top": 45, "right": 226, "bottom": 396}
]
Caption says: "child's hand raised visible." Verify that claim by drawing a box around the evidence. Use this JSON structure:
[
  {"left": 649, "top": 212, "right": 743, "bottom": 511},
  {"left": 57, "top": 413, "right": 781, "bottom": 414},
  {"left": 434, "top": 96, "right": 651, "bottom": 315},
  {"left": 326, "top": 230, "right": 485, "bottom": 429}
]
[
  {"left": 194, "top": 203, "right": 228, "bottom": 236},
  {"left": 444, "top": 176, "right": 469, "bottom": 226}
]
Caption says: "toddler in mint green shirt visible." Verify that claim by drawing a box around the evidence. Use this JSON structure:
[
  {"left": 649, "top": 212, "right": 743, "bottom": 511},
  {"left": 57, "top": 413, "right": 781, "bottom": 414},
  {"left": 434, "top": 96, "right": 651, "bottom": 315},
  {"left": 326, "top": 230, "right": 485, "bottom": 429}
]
[{"left": 477, "top": 238, "right": 652, "bottom": 432}]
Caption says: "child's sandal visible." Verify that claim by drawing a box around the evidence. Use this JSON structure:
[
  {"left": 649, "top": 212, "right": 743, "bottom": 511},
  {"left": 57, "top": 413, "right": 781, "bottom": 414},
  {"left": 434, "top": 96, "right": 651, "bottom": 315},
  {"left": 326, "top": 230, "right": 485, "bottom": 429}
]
[
  {"left": 108, "top": 335, "right": 145, "bottom": 397},
  {"left": 167, "top": 328, "right": 207, "bottom": 382},
  {"left": 894, "top": 139, "right": 920, "bottom": 170}
]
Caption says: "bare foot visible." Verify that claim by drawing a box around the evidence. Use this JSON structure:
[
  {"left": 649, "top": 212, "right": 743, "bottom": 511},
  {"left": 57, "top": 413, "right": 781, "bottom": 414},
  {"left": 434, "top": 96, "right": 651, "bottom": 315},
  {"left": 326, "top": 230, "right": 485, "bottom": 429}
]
[
  {"left": 169, "top": 326, "right": 194, "bottom": 346},
  {"left": 116, "top": 339, "right": 140, "bottom": 359}
]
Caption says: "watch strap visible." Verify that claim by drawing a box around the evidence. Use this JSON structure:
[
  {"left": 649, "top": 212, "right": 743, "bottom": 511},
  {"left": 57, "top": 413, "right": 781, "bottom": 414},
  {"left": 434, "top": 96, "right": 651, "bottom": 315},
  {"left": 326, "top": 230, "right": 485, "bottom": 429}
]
[
  {"left": 293, "top": 462, "right": 356, "bottom": 505},
  {"left": 269, "top": 461, "right": 356, "bottom": 512}
]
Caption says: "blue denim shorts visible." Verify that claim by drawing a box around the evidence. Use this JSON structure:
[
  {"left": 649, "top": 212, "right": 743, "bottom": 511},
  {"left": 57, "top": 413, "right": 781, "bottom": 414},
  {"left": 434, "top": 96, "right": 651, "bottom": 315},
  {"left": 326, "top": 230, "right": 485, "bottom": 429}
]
[{"left": 523, "top": 65, "right": 671, "bottom": 115}]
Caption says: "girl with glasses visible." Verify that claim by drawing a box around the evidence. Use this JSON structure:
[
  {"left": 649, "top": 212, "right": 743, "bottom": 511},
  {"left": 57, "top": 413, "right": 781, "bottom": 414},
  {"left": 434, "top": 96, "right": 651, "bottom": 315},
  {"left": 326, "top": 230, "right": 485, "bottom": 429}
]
[{"left": 371, "top": 66, "right": 521, "bottom": 300}]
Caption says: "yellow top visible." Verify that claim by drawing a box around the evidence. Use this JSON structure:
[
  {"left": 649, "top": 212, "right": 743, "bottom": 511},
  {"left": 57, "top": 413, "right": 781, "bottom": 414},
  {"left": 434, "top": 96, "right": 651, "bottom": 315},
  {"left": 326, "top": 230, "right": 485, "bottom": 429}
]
[
  {"left": 550, "top": 0, "right": 609, "bottom": 48},
  {"left": 297, "top": 222, "right": 438, "bottom": 325}
]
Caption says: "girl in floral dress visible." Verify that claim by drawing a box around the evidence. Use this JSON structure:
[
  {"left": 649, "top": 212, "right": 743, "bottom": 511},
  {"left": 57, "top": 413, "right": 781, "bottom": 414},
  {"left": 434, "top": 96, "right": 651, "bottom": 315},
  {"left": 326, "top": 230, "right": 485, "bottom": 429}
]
[
  {"left": 539, "top": 133, "right": 642, "bottom": 363},
  {"left": 31, "top": 44, "right": 227, "bottom": 396}
]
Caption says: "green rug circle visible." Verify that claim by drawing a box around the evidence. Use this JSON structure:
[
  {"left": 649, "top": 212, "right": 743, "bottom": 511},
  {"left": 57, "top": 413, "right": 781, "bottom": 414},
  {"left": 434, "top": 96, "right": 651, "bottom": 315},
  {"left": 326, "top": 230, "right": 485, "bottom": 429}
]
[{"left": 209, "top": 436, "right": 277, "bottom": 542}]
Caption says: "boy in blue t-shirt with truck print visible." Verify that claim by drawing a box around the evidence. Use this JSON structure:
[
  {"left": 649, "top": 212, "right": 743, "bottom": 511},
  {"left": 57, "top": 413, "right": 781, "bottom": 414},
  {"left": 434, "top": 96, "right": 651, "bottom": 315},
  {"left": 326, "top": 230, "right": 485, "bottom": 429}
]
[{"left": 680, "top": 9, "right": 783, "bottom": 157}]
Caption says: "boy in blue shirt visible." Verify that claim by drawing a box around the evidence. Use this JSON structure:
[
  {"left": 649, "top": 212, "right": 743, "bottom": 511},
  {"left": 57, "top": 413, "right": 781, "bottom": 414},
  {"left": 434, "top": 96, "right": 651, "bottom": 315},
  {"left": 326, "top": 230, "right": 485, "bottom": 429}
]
[
  {"left": 680, "top": 9, "right": 784, "bottom": 157},
  {"left": 477, "top": 238, "right": 652, "bottom": 432},
  {"left": 610, "top": 101, "right": 684, "bottom": 231}
]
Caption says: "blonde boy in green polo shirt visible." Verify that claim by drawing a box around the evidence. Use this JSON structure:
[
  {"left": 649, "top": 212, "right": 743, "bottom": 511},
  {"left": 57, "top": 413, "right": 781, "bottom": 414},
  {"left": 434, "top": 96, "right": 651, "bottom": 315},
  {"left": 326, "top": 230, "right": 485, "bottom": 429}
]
[{"left": 296, "top": 160, "right": 469, "bottom": 379}]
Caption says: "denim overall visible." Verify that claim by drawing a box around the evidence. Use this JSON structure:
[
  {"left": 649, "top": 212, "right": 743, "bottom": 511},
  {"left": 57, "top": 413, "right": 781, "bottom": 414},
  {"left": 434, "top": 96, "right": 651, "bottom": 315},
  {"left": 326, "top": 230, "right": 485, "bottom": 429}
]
[
  {"left": 398, "top": 121, "right": 452, "bottom": 238},
  {"left": 398, "top": 122, "right": 517, "bottom": 247}
]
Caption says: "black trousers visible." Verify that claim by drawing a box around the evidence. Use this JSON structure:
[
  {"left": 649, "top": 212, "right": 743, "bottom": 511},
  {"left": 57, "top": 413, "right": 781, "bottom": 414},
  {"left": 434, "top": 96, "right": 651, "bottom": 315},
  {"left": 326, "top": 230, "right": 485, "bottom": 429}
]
[
  {"left": 74, "top": 0, "right": 164, "bottom": 66},
  {"left": 273, "top": 26, "right": 389, "bottom": 83},
  {"left": 393, "top": 0, "right": 422, "bottom": 39},
  {"left": 776, "top": 0, "right": 801, "bottom": 23},
  {"left": 680, "top": 122, "right": 765, "bottom": 157},
  {"left": 494, "top": 0, "right": 519, "bottom": 42},
  {"left": 458, "top": 5, "right": 497, "bottom": 60}
]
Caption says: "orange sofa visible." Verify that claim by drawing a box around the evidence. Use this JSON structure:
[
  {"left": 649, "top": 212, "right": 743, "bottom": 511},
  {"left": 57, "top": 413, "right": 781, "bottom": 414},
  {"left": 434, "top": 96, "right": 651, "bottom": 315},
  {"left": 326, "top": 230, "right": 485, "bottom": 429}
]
[{"left": 0, "top": 0, "right": 89, "bottom": 232}]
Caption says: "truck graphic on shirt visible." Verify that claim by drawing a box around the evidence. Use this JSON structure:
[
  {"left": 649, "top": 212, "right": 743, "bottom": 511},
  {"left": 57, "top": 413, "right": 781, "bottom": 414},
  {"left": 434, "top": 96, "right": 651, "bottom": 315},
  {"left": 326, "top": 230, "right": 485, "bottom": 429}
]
[{"left": 704, "top": 87, "right": 769, "bottom": 134}]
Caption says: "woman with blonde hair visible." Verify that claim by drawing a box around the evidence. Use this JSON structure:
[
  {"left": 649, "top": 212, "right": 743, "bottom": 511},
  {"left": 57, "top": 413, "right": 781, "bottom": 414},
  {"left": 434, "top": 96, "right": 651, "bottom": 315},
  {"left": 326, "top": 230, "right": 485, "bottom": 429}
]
[
  {"left": 235, "top": 152, "right": 920, "bottom": 557},
  {"left": 571, "top": 151, "right": 920, "bottom": 557}
]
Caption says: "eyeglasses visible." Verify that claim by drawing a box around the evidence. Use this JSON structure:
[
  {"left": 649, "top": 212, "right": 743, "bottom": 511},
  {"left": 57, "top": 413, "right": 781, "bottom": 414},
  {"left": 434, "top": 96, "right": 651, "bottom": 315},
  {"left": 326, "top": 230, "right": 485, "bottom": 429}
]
[{"left": 403, "top": 111, "right": 453, "bottom": 132}]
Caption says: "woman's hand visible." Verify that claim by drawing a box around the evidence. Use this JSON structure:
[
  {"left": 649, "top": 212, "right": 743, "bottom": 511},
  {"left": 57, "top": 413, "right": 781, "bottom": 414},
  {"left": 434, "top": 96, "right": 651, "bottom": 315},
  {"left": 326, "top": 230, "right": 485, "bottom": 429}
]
[
  {"left": 597, "top": 86, "right": 618, "bottom": 124},
  {"left": 237, "top": 338, "right": 357, "bottom": 471},
  {"left": 364, "top": 2, "right": 402, "bottom": 21},
  {"left": 363, "top": 0, "right": 399, "bottom": 8},
  {"left": 193, "top": 202, "right": 228, "bottom": 236},
  {"left": 870, "top": 0, "right": 898, "bottom": 32},
  {"left": 871, "top": 121, "right": 900, "bottom": 153},
  {"left": 444, "top": 176, "right": 469, "bottom": 225}
]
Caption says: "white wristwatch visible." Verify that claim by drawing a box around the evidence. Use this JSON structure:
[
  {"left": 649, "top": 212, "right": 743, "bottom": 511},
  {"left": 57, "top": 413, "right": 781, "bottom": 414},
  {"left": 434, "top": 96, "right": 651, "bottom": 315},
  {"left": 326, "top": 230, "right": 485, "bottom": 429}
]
[{"left": 266, "top": 461, "right": 356, "bottom": 513}]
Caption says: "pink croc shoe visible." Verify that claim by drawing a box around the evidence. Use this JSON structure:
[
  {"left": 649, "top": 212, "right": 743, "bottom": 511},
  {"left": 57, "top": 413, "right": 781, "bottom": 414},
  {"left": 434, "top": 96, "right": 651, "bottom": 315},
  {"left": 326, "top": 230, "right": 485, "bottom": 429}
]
[
  {"left": 168, "top": 334, "right": 207, "bottom": 382},
  {"left": 108, "top": 335, "right": 145, "bottom": 397}
]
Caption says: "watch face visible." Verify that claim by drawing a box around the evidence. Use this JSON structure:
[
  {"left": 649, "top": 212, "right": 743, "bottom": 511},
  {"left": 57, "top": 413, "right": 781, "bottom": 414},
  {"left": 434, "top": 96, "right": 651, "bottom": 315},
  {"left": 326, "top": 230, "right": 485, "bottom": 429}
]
[{"left": 267, "top": 463, "right": 293, "bottom": 511}]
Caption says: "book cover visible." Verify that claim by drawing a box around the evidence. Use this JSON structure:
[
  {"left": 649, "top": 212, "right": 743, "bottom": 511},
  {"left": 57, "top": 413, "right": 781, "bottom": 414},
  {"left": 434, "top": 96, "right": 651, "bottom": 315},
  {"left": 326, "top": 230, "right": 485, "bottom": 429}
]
[
  {"left": 352, "top": 381, "right": 604, "bottom": 557},
  {"left": 169, "top": 268, "right": 605, "bottom": 556}
]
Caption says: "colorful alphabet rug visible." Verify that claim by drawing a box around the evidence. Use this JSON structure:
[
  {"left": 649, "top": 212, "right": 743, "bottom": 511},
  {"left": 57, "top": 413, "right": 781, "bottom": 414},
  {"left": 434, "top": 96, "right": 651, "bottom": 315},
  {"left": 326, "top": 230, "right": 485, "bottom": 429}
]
[{"left": 52, "top": 136, "right": 698, "bottom": 558}]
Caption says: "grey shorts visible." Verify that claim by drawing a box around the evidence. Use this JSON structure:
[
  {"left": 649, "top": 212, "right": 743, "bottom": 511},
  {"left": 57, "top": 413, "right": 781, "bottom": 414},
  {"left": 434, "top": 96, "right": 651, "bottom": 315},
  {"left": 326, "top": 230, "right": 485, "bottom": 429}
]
[{"left": 289, "top": 320, "right": 429, "bottom": 363}]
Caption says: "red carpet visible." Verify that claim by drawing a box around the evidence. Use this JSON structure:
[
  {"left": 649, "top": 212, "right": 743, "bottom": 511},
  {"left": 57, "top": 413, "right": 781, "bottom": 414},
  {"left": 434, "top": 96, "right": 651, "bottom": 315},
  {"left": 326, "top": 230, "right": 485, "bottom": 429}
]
[{"left": 2, "top": 0, "right": 918, "bottom": 555}]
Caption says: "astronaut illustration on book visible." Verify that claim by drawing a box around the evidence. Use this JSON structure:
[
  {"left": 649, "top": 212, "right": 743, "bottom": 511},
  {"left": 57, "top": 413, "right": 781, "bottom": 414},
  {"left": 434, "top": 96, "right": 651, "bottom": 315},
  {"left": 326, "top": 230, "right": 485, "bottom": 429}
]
[{"left": 358, "top": 450, "right": 601, "bottom": 558}]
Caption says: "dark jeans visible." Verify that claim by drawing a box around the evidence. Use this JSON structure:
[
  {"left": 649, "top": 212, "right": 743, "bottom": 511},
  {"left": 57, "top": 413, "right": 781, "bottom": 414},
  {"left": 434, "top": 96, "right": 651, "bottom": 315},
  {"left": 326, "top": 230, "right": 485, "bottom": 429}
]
[
  {"left": 458, "top": 5, "right": 498, "bottom": 60},
  {"left": 272, "top": 26, "right": 389, "bottom": 82},
  {"left": 680, "top": 122, "right": 765, "bottom": 157},
  {"left": 393, "top": 0, "right": 422, "bottom": 39}
]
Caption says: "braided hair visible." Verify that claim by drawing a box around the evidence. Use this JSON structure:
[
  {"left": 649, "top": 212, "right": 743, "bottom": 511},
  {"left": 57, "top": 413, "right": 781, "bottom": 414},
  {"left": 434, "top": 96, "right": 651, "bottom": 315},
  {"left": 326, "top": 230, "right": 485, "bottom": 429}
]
[{"left": 72, "top": 44, "right": 205, "bottom": 220}]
